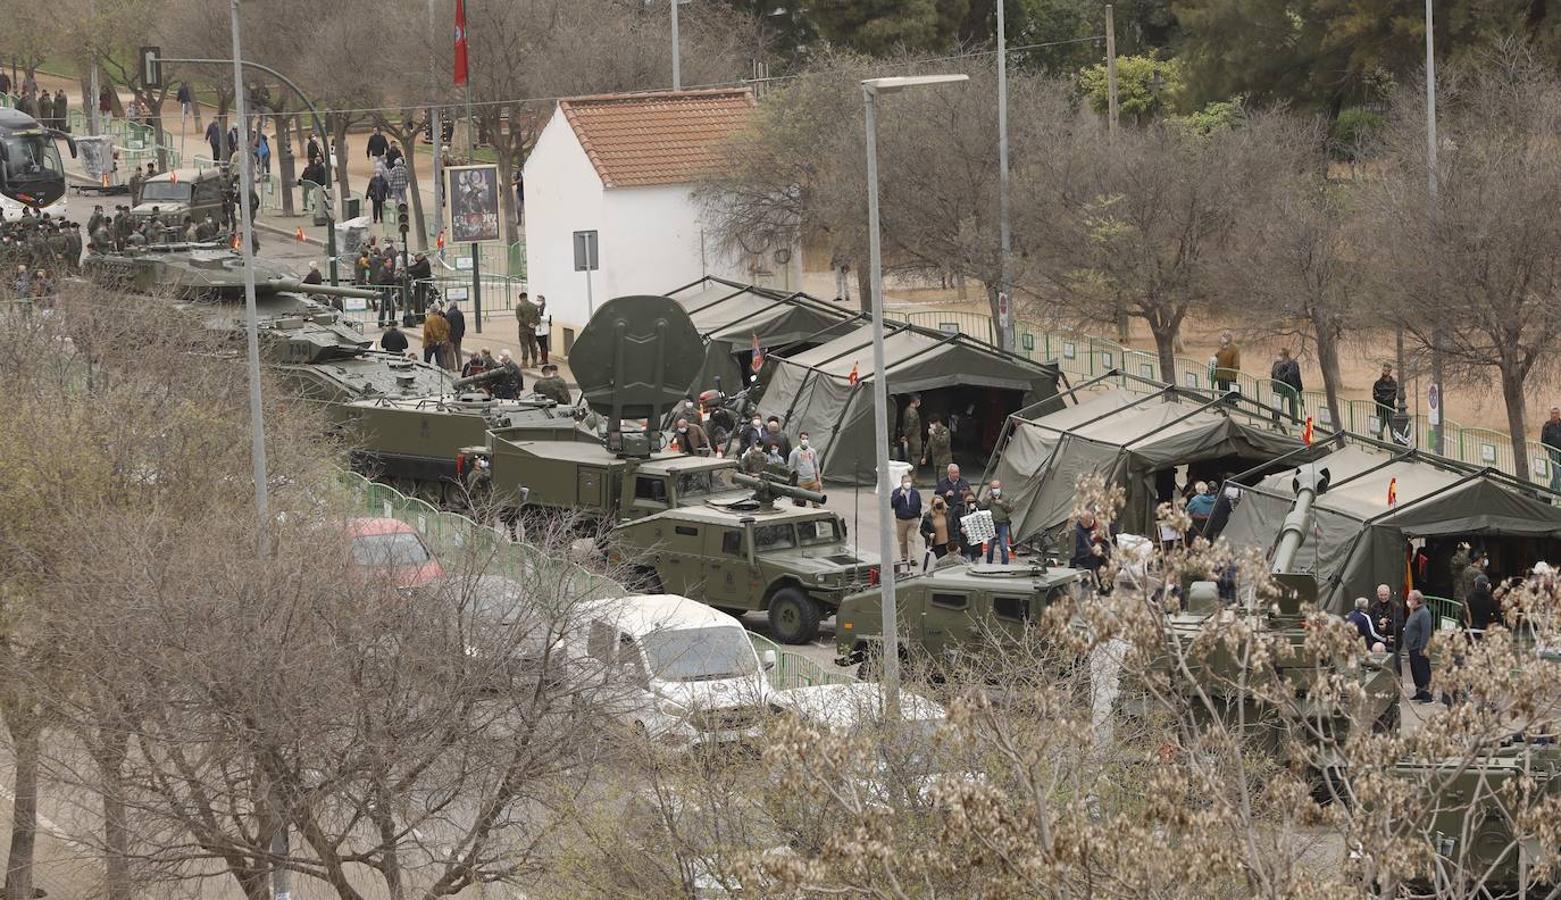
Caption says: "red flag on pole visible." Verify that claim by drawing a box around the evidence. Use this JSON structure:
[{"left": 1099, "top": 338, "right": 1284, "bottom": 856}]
[
  {"left": 848, "top": 362, "right": 860, "bottom": 387},
  {"left": 1301, "top": 416, "right": 1314, "bottom": 446},
  {"left": 453, "top": 0, "right": 469, "bottom": 86},
  {"left": 750, "top": 332, "right": 764, "bottom": 374},
  {"left": 1387, "top": 477, "right": 1398, "bottom": 507}
]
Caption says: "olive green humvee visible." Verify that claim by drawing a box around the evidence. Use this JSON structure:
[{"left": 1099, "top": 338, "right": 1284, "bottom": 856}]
[
  {"left": 835, "top": 562, "right": 1082, "bottom": 672},
  {"left": 609, "top": 495, "right": 878, "bottom": 645}
]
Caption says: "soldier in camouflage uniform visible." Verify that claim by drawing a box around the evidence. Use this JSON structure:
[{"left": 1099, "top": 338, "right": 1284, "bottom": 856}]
[
  {"left": 926, "top": 417, "right": 952, "bottom": 474},
  {"left": 902, "top": 393, "right": 923, "bottom": 471}
]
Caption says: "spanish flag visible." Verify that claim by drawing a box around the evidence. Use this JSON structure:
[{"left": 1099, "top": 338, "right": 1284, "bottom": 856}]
[
  {"left": 750, "top": 332, "right": 764, "bottom": 374},
  {"left": 848, "top": 362, "right": 860, "bottom": 387},
  {"left": 1387, "top": 477, "right": 1398, "bottom": 507},
  {"left": 1301, "top": 416, "right": 1314, "bottom": 446}
]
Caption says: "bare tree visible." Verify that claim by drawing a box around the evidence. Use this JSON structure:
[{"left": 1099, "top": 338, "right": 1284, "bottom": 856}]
[
  {"left": 1019, "top": 118, "right": 1266, "bottom": 384},
  {"left": 1227, "top": 112, "right": 1369, "bottom": 430},
  {"left": 1367, "top": 51, "right": 1561, "bottom": 477}
]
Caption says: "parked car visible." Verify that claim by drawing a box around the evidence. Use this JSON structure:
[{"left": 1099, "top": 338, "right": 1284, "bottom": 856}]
[
  {"left": 345, "top": 516, "right": 443, "bottom": 588},
  {"left": 565, "top": 594, "right": 778, "bottom": 748}
]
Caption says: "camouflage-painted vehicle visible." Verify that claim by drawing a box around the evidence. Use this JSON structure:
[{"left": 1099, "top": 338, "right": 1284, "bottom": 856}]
[
  {"left": 834, "top": 561, "right": 1082, "bottom": 674},
  {"left": 609, "top": 474, "right": 877, "bottom": 645},
  {"left": 455, "top": 293, "right": 751, "bottom": 526}
]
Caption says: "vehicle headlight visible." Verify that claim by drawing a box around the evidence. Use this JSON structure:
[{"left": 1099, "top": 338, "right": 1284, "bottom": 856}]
[{"left": 657, "top": 698, "right": 687, "bottom": 718}]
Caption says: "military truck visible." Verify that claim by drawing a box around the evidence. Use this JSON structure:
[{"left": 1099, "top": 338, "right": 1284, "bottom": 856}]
[
  {"left": 343, "top": 393, "right": 602, "bottom": 503},
  {"left": 608, "top": 473, "right": 877, "bottom": 645},
  {"left": 834, "top": 561, "right": 1083, "bottom": 676},
  {"left": 131, "top": 167, "right": 228, "bottom": 227},
  {"left": 455, "top": 294, "right": 748, "bottom": 527}
]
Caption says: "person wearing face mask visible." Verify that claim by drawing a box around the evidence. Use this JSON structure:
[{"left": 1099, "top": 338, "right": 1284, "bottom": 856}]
[
  {"left": 739, "top": 416, "right": 765, "bottom": 454},
  {"left": 980, "top": 479, "right": 1014, "bottom": 564},
  {"left": 920, "top": 495, "right": 957, "bottom": 569},
  {"left": 673, "top": 416, "right": 710, "bottom": 455},
  {"left": 788, "top": 432, "right": 822, "bottom": 506},
  {"left": 890, "top": 475, "right": 922, "bottom": 562}
]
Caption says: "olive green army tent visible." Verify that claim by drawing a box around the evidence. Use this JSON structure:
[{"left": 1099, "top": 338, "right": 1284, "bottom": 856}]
[
  {"left": 755, "top": 320, "right": 1063, "bottom": 482},
  {"left": 989, "top": 384, "right": 1309, "bottom": 542},
  {"left": 1219, "top": 443, "right": 1561, "bottom": 613},
  {"left": 666, "top": 277, "right": 856, "bottom": 394}
]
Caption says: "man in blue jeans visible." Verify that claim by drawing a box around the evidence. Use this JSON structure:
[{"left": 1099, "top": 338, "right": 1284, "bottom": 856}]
[{"left": 980, "top": 479, "right": 1014, "bottom": 564}]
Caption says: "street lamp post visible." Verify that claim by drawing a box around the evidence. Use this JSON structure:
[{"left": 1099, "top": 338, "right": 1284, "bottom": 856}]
[
  {"left": 862, "top": 74, "right": 969, "bottom": 715},
  {"left": 671, "top": 0, "right": 683, "bottom": 91},
  {"left": 995, "top": 0, "right": 1013, "bottom": 352},
  {"left": 1424, "top": 0, "right": 1445, "bottom": 454}
]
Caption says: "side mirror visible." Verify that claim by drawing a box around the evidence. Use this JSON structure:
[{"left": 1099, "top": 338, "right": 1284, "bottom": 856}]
[{"left": 761, "top": 649, "right": 777, "bottom": 671}]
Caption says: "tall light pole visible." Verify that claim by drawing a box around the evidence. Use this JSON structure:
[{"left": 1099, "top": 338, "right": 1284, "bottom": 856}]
[
  {"left": 671, "top": 0, "right": 683, "bottom": 90},
  {"left": 227, "top": 4, "right": 282, "bottom": 898},
  {"left": 862, "top": 74, "right": 969, "bottom": 714},
  {"left": 1424, "top": 0, "right": 1445, "bottom": 454},
  {"left": 995, "top": 0, "right": 1013, "bottom": 351}
]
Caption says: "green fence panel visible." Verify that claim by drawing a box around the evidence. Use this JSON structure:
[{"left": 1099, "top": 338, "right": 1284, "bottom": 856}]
[{"left": 1424, "top": 594, "right": 1464, "bottom": 631}]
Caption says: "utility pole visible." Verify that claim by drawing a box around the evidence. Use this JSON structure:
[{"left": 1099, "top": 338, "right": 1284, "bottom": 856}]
[
  {"left": 671, "top": 0, "right": 682, "bottom": 91},
  {"left": 428, "top": 0, "right": 443, "bottom": 252},
  {"left": 995, "top": 0, "right": 1013, "bottom": 352},
  {"left": 1425, "top": 0, "right": 1444, "bottom": 454},
  {"left": 227, "top": 5, "right": 284, "bottom": 897},
  {"left": 1105, "top": 5, "right": 1119, "bottom": 135}
]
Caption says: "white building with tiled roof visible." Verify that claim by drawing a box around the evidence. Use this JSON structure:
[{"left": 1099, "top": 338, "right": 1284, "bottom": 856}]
[{"left": 522, "top": 88, "right": 800, "bottom": 337}]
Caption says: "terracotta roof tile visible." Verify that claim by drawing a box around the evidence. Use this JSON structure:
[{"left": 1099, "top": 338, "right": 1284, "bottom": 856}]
[{"left": 556, "top": 88, "right": 756, "bottom": 188}]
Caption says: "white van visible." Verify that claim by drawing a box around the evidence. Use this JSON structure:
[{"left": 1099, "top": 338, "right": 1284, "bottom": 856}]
[{"left": 572, "top": 594, "right": 778, "bottom": 747}]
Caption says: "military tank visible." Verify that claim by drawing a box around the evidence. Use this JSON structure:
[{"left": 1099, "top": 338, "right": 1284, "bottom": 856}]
[
  {"left": 457, "top": 294, "right": 743, "bottom": 527},
  {"left": 82, "top": 242, "right": 456, "bottom": 403}
]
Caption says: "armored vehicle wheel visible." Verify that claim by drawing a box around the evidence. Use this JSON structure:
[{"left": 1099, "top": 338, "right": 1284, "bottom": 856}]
[{"left": 767, "top": 587, "right": 820, "bottom": 645}]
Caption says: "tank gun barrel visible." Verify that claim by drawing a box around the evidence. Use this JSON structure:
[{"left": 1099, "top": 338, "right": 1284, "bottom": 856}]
[
  {"left": 1270, "top": 463, "right": 1331, "bottom": 613},
  {"left": 264, "top": 277, "right": 379, "bottom": 300},
  {"left": 453, "top": 367, "right": 506, "bottom": 391},
  {"left": 732, "top": 472, "right": 827, "bottom": 506}
]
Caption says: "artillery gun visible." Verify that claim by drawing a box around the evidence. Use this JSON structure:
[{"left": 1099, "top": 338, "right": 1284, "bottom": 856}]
[
  {"left": 1168, "top": 464, "right": 1400, "bottom": 792},
  {"left": 455, "top": 295, "right": 744, "bottom": 526}
]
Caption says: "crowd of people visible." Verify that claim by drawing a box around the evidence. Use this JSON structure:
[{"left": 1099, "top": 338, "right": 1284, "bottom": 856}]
[
  {"left": 1, "top": 73, "right": 69, "bottom": 132},
  {"left": 1, "top": 212, "right": 84, "bottom": 301}
]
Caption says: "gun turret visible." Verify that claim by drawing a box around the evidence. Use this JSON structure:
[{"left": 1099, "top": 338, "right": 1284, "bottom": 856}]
[
  {"left": 1270, "top": 463, "right": 1331, "bottom": 615},
  {"left": 731, "top": 472, "right": 827, "bottom": 508}
]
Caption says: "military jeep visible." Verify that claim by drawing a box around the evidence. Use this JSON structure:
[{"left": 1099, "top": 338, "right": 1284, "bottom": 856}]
[
  {"left": 608, "top": 474, "right": 878, "bottom": 645},
  {"left": 835, "top": 561, "right": 1082, "bottom": 676}
]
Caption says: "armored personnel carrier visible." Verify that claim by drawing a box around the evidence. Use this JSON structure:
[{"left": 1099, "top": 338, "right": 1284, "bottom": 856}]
[
  {"left": 82, "top": 242, "right": 456, "bottom": 404},
  {"left": 833, "top": 561, "right": 1083, "bottom": 674},
  {"left": 609, "top": 473, "right": 877, "bottom": 645},
  {"left": 456, "top": 294, "right": 744, "bottom": 527}
]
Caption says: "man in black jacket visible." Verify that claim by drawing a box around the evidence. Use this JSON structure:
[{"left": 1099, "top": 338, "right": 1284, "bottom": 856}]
[
  {"left": 367, "top": 126, "right": 389, "bottom": 161},
  {"left": 1372, "top": 363, "right": 1399, "bottom": 440},
  {"left": 406, "top": 251, "right": 433, "bottom": 314},
  {"left": 444, "top": 301, "right": 466, "bottom": 362},
  {"left": 379, "top": 323, "right": 409, "bottom": 354},
  {"left": 1542, "top": 406, "right": 1561, "bottom": 492},
  {"left": 1270, "top": 348, "right": 1303, "bottom": 423}
]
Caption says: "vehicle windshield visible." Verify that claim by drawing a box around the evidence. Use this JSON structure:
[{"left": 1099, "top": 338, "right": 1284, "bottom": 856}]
[
  {"left": 675, "top": 467, "right": 736, "bottom": 498},
  {"left": 754, "top": 523, "right": 796, "bottom": 551},
  {"left": 640, "top": 626, "right": 758, "bottom": 682},
  {"left": 140, "top": 181, "right": 192, "bottom": 203},
  {"left": 1, "top": 135, "right": 62, "bottom": 181},
  {"left": 351, "top": 531, "right": 432, "bottom": 568},
  {"left": 797, "top": 518, "right": 842, "bottom": 546}
]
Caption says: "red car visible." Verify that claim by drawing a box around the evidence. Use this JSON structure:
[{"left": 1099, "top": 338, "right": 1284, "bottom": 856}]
[{"left": 346, "top": 517, "right": 444, "bottom": 588}]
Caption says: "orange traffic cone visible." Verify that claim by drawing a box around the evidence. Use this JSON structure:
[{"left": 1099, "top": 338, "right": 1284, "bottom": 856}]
[{"left": 294, "top": 226, "right": 306, "bottom": 241}]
